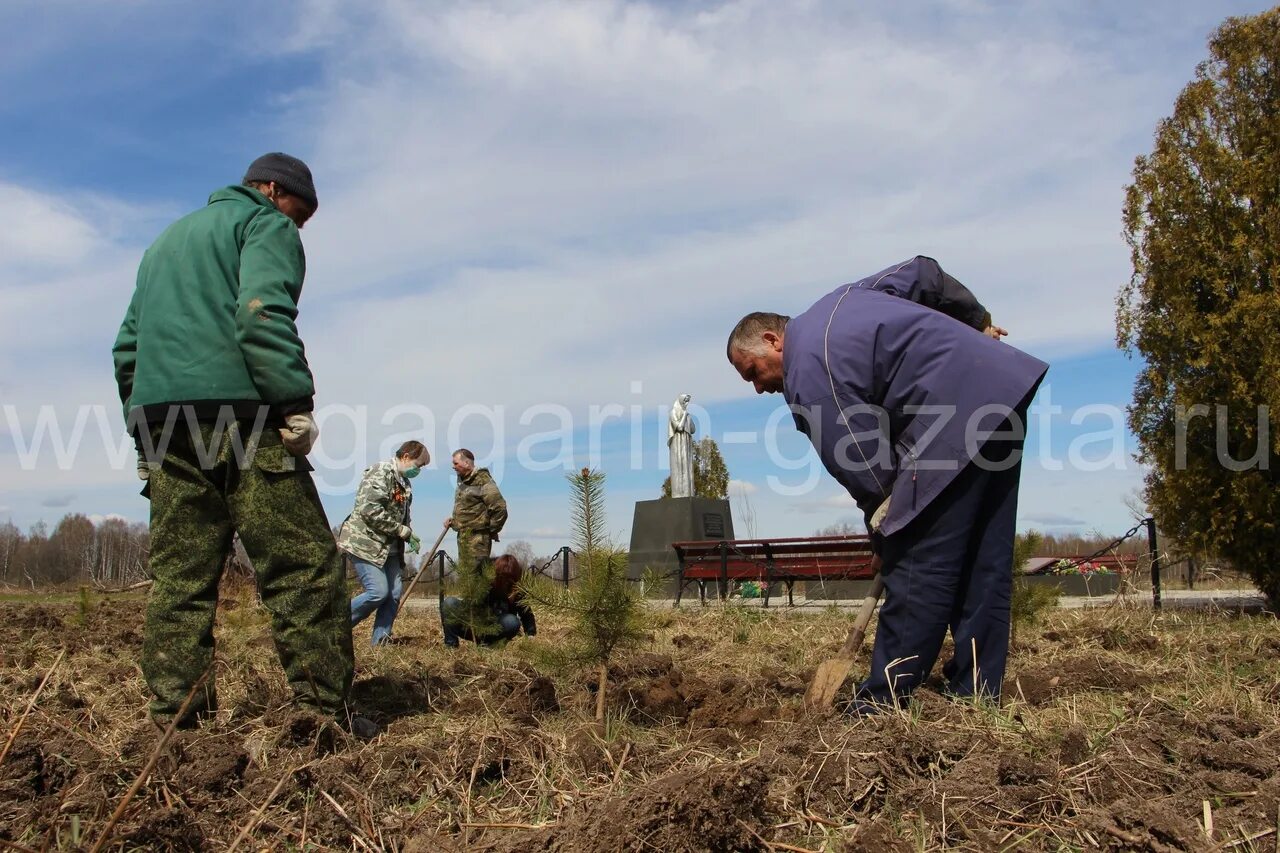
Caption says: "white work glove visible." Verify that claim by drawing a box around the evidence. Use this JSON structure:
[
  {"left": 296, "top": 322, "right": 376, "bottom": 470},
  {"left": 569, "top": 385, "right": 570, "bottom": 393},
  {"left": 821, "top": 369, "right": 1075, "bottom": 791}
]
[
  {"left": 279, "top": 412, "right": 319, "bottom": 456},
  {"left": 136, "top": 452, "right": 151, "bottom": 481}
]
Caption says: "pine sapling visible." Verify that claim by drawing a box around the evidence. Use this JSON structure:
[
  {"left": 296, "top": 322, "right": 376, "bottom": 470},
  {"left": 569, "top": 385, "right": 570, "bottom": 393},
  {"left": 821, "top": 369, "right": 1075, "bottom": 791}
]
[
  {"left": 520, "top": 467, "right": 649, "bottom": 721},
  {"left": 447, "top": 537, "right": 501, "bottom": 642}
]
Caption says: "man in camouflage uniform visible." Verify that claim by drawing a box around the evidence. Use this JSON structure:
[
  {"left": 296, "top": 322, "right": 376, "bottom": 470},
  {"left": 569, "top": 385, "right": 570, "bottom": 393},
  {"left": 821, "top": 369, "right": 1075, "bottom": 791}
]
[
  {"left": 112, "top": 153, "right": 366, "bottom": 736},
  {"left": 444, "top": 449, "right": 508, "bottom": 568}
]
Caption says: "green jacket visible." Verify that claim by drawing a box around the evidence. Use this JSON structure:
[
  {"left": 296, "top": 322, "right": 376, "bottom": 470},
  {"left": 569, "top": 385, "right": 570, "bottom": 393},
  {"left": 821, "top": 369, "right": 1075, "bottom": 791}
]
[
  {"left": 337, "top": 460, "right": 413, "bottom": 565},
  {"left": 450, "top": 468, "right": 507, "bottom": 536},
  {"left": 112, "top": 185, "right": 315, "bottom": 426}
]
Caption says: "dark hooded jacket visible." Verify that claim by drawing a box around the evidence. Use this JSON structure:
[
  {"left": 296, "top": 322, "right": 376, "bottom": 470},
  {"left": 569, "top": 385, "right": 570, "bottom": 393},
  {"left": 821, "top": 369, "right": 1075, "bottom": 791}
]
[
  {"left": 850, "top": 255, "right": 992, "bottom": 331},
  {"left": 782, "top": 285, "right": 1047, "bottom": 537}
]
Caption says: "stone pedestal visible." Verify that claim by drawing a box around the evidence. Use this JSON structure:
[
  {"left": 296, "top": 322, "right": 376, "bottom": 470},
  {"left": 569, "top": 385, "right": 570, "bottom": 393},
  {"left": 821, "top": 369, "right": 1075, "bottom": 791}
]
[{"left": 628, "top": 497, "right": 734, "bottom": 595}]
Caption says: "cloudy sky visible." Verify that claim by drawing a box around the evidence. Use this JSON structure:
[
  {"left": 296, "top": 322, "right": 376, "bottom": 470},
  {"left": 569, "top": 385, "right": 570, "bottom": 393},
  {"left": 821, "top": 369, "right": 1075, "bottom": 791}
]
[{"left": 0, "top": 0, "right": 1267, "bottom": 552}]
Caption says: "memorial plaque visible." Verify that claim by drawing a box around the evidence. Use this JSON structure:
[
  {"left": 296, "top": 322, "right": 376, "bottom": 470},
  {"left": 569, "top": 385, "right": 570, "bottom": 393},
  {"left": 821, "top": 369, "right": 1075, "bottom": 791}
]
[{"left": 702, "top": 513, "right": 725, "bottom": 539}]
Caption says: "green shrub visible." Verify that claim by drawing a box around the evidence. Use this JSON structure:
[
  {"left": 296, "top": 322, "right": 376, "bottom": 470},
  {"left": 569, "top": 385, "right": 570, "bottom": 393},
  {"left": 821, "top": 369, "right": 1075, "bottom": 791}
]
[{"left": 1011, "top": 530, "right": 1059, "bottom": 646}]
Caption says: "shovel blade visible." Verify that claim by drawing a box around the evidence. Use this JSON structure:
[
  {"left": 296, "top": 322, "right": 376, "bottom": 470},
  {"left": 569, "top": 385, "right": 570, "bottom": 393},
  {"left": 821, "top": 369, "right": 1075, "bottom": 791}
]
[{"left": 805, "top": 655, "right": 856, "bottom": 709}]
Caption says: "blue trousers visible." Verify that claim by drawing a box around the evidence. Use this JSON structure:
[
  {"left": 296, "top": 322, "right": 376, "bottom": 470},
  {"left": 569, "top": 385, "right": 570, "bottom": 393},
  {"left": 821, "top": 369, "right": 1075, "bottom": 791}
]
[
  {"left": 350, "top": 553, "right": 404, "bottom": 646},
  {"left": 855, "top": 431, "right": 1023, "bottom": 708}
]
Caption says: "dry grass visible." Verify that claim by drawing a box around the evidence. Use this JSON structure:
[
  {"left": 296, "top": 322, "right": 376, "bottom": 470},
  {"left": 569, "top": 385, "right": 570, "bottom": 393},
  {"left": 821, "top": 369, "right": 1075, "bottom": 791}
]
[{"left": 0, "top": 581, "right": 1277, "bottom": 851}]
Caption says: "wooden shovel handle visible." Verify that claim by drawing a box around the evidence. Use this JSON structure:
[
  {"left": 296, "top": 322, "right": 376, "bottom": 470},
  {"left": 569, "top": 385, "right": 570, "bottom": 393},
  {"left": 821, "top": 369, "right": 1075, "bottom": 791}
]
[
  {"left": 839, "top": 571, "right": 884, "bottom": 655},
  {"left": 396, "top": 526, "right": 452, "bottom": 616}
]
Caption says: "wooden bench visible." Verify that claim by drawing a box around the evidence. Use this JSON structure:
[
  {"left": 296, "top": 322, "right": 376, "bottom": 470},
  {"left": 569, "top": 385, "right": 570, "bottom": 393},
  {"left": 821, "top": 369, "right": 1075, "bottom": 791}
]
[{"left": 671, "top": 535, "right": 877, "bottom": 607}]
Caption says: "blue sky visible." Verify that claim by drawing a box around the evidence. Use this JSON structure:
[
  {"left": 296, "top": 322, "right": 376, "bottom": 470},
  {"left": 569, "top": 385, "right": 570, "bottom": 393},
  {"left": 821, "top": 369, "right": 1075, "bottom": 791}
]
[{"left": 0, "top": 0, "right": 1269, "bottom": 553}]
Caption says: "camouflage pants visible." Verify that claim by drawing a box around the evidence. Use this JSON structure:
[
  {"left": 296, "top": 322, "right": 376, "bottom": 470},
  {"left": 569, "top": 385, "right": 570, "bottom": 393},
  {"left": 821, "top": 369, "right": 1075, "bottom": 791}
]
[
  {"left": 142, "top": 420, "right": 353, "bottom": 724},
  {"left": 457, "top": 529, "right": 492, "bottom": 569}
]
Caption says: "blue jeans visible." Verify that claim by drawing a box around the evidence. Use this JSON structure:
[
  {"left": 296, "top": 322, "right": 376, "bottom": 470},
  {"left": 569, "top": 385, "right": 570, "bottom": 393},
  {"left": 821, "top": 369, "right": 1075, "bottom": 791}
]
[
  {"left": 440, "top": 596, "right": 521, "bottom": 648},
  {"left": 350, "top": 553, "right": 404, "bottom": 646}
]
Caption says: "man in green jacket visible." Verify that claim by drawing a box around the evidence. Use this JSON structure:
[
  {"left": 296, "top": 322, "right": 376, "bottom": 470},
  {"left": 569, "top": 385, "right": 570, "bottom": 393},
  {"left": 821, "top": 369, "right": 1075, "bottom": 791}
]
[
  {"left": 113, "top": 153, "right": 369, "bottom": 738},
  {"left": 444, "top": 449, "right": 508, "bottom": 569}
]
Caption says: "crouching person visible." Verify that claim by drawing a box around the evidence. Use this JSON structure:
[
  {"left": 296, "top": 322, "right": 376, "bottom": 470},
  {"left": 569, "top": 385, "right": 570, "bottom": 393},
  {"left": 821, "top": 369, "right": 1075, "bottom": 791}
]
[
  {"left": 441, "top": 555, "right": 536, "bottom": 648},
  {"left": 338, "top": 440, "right": 431, "bottom": 646}
]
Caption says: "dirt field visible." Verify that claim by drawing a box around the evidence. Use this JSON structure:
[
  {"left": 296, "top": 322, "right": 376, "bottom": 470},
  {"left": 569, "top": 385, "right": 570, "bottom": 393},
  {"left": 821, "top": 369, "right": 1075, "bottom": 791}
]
[{"left": 1, "top": 583, "right": 1278, "bottom": 851}]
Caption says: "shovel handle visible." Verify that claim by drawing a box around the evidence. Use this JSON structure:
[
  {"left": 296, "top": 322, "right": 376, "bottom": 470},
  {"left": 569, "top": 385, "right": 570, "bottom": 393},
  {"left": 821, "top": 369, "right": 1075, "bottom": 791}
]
[
  {"left": 396, "top": 526, "right": 452, "bottom": 616},
  {"left": 839, "top": 572, "right": 884, "bottom": 654}
]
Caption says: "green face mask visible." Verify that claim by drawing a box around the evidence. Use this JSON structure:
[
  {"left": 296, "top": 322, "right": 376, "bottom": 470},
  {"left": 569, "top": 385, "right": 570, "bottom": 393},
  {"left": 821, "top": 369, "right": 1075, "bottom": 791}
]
[{"left": 404, "top": 465, "right": 421, "bottom": 479}]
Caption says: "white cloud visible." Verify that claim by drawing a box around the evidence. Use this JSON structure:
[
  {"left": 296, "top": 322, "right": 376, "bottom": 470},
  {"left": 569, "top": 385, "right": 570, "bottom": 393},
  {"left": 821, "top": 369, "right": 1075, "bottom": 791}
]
[
  {"left": 0, "top": 0, "right": 1220, "bottom": 538},
  {"left": 1022, "top": 512, "right": 1087, "bottom": 527},
  {"left": 0, "top": 182, "right": 163, "bottom": 509},
  {"left": 727, "top": 479, "right": 757, "bottom": 496},
  {"left": 0, "top": 184, "right": 102, "bottom": 268},
  {"left": 266, "top": 0, "right": 1171, "bottom": 439},
  {"left": 783, "top": 491, "right": 858, "bottom": 515}
]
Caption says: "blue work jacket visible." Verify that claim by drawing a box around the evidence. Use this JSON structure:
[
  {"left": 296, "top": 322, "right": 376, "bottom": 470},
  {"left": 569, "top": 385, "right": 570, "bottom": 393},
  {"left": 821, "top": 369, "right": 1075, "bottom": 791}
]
[{"left": 782, "top": 285, "right": 1047, "bottom": 537}]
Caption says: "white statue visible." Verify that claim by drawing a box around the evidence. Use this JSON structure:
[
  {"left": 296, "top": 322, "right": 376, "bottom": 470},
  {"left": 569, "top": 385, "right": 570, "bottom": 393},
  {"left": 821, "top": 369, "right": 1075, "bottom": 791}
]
[{"left": 668, "top": 393, "right": 696, "bottom": 498}]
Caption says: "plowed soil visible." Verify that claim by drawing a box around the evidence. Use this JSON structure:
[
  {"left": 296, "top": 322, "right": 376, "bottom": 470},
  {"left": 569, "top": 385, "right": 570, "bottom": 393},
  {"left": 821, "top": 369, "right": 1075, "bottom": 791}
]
[{"left": 1, "top": 585, "right": 1277, "bottom": 851}]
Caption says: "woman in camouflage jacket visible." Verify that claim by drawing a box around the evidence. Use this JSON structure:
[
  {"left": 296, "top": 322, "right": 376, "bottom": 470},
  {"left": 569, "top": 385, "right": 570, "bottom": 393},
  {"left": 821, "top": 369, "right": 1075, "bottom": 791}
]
[{"left": 338, "top": 440, "right": 431, "bottom": 645}]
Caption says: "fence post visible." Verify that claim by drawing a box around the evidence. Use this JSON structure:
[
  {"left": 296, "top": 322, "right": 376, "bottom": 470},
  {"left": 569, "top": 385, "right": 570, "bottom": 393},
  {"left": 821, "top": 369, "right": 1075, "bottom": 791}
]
[
  {"left": 437, "top": 550, "right": 446, "bottom": 608},
  {"left": 561, "top": 546, "right": 571, "bottom": 588},
  {"left": 718, "top": 540, "right": 729, "bottom": 600},
  {"left": 1146, "top": 516, "right": 1161, "bottom": 611}
]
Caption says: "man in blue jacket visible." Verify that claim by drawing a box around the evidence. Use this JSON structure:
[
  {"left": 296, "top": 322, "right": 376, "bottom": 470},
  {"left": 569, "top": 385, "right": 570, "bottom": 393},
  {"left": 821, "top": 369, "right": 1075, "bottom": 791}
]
[{"left": 727, "top": 275, "right": 1046, "bottom": 709}]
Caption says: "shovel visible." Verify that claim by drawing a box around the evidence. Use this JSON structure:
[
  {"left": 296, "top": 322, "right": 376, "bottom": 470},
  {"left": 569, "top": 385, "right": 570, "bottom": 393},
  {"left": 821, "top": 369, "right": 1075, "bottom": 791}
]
[
  {"left": 396, "top": 526, "right": 452, "bottom": 618},
  {"left": 804, "top": 495, "right": 892, "bottom": 709},
  {"left": 805, "top": 565, "right": 883, "bottom": 709}
]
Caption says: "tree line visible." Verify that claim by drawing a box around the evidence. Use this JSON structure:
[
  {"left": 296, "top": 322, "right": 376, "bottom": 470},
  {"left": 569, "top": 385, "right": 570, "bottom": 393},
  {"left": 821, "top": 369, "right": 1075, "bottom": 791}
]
[
  {"left": 815, "top": 520, "right": 1147, "bottom": 556},
  {"left": 0, "top": 514, "right": 151, "bottom": 590}
]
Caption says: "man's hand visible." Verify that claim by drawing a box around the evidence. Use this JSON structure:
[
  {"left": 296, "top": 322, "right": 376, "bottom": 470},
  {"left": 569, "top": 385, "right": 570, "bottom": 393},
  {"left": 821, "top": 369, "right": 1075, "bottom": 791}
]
[
  {"left": 983, "top": 324, "right": 1009, "bottom": 340},
  {"left": 279, "top": 412, "right": 318, "bottom": 456},
  {"left": 406, "top": 532, "right": 421, "bottom": 553},
  {"left": 136, "top": 452, "right": 151, "bottom": 481},
  {"left": 443, "top": 517, "right": 453, "bottom": 530}
]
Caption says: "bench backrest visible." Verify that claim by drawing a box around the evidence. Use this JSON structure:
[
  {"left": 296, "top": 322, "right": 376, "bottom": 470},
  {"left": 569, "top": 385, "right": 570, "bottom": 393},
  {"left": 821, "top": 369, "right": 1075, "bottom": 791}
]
[{"left": 672, "top": 535, "right": 875, "bottom": 580}]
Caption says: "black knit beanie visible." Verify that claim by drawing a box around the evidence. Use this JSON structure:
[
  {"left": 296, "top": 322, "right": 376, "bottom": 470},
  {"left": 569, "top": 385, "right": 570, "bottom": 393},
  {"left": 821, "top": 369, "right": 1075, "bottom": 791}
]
[{"left": 243, "top": 152, "right": 318, "bottom": 211}]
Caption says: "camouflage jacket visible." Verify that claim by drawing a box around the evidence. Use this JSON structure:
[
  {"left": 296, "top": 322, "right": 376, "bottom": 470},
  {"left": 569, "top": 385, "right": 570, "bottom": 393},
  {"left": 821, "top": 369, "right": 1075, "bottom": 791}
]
[
  {"left": 337, "top": 460, "right": 413, "bottom": 565},
  {"left": 450, "top": 467, "right": 507, "bottom": 536}
]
